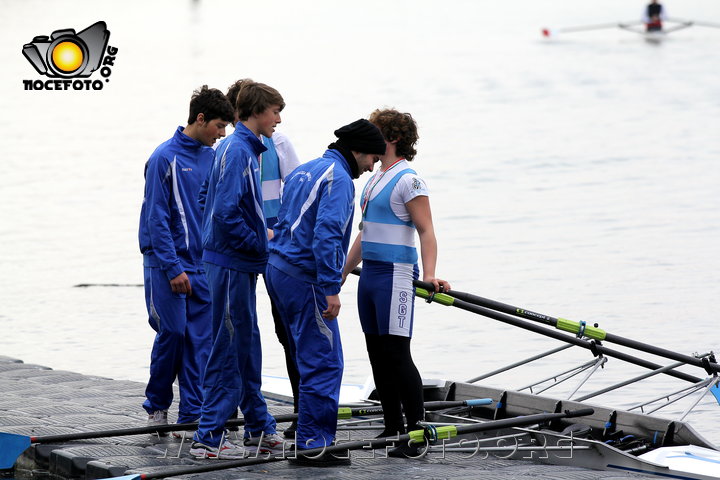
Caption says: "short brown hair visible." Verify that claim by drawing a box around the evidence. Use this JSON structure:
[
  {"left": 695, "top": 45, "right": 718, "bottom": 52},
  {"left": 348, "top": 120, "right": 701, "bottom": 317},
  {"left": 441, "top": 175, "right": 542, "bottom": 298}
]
[
  {"left": 187, "top": 85, "right": 234, "bottom": 124},
  {"left": 369, "top": 109, "right": 419, "bottom": 161},
  {"left": 227, "top": 79, "right": 284, "bottom": 121}
]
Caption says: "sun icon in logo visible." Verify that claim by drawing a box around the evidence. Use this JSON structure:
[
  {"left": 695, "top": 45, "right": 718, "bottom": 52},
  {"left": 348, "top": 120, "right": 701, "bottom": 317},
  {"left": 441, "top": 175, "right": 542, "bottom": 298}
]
[{"left": 51, "top": 41, "right": 84, "bottom": 73}]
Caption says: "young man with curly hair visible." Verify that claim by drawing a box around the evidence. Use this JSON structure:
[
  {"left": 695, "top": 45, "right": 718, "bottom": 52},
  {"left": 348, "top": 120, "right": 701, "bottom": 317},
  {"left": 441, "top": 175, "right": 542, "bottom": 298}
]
[{"left": 343, "top": 108, "right": 451, "bottom": 458}]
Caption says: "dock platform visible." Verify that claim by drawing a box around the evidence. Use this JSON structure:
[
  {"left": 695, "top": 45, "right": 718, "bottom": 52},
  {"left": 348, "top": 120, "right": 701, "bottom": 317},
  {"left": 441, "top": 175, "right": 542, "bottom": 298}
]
[{"left": 0, "top": 356, "right": 661, "bottom": 479}]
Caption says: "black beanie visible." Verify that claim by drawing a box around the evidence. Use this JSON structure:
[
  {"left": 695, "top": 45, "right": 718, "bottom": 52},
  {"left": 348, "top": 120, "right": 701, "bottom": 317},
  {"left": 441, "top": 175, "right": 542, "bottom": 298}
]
[{"left": 333, "top": 119, "right": 386, "bottom": 155}]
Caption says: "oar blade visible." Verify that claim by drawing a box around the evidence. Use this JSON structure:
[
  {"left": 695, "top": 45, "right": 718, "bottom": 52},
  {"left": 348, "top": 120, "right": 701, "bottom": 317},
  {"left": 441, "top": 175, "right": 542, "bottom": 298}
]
[
  {"left": 0, "top": 432, "right": 32, "bottom": 469},
  {"left": 105, "top": 475, "right": 142, "bottom": 480}
]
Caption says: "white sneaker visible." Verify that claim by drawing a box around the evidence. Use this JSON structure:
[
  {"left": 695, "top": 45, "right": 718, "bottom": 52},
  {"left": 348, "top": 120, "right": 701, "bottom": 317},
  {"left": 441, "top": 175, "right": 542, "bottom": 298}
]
[
  {"left": 171, "top": 430, "right": 193, "bottom": 440},
  {"left": 244, "top": 432, "right": 286, "bottom": 453},
  {"left": 147, "top": 410, "right": 168, "bottom": 426},
  {"left": 147, "top": 410, "right": 168, "bottom": 437},
  {"left": 190, "top": 440, "right": 247, "bottom": 459}
]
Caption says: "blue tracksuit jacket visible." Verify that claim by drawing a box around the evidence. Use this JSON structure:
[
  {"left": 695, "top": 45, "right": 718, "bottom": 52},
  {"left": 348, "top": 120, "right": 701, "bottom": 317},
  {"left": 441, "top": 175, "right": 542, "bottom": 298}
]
[
  {"left": 201, "top": 123, "right": 268, "bottom": 273},
  {"left": 139, "top": 126, "right": 213, "bottom": 279},
  {"left": 268, "top": 149, "right": 355, "bottom": 295}
]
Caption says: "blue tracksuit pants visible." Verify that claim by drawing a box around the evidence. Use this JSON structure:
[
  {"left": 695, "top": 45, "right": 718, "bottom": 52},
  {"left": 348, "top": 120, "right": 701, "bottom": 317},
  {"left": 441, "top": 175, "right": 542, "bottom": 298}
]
[
  {"left": 194, "top": 264, "right": 276, "bottom": 447},
  {"left": 142, "top": 267, "right": 211, "bottom": 423},
  {"left": 265, "top": 264, "right": 344, "bottom": 449}
]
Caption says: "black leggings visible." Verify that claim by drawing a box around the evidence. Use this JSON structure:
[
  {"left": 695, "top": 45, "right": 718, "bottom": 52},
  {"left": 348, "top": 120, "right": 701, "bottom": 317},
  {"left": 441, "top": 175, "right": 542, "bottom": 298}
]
[
  {"left": 272, "top": 296, "right": 300, "bottom": 412},
  {"left": 365, "top": 333, "right": 424, "bottom": 434}
]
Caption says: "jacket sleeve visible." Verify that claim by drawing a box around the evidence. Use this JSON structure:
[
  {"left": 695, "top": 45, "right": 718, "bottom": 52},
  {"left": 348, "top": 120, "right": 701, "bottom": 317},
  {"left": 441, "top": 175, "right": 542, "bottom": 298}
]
[
  {"left": 144, "top": 154, "right": 184, "bottom": 281},
  {"left": 198, "top": 172, "right": 209, "bottom": 214},
  {"left": 209, "top": 151, "right": 262, "bottom": 253},
  {"left": 313, "top": 173, "right": 353, "bottom": 295}
]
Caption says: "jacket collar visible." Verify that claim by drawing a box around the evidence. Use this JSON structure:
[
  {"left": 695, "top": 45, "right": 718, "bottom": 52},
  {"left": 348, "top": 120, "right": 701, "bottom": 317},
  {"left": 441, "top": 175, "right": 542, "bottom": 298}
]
[
  {"left": 233, "top": 122, "right": 268, "bottom": 157},
  {"left": 323, "top": 149, "right": 353, "bottom": 177},
  {"left": 174, "top": 126, "right": 205, "bottom": 150}
]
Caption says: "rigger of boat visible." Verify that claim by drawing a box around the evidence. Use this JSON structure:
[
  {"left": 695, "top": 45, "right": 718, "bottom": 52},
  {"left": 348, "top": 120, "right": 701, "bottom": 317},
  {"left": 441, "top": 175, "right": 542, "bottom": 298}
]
[
  {"left": 396, "top": 273, "right": 720, "bottom": 480},
  {"left": 1, "top": 272, "right": 719, "bottom": 479}
]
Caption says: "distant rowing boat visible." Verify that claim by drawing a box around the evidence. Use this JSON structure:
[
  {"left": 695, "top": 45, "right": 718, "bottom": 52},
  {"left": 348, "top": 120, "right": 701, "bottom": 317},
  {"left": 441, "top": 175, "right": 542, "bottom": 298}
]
[{"left": 542, "top": 17, "right": 720, "bottom": 40}]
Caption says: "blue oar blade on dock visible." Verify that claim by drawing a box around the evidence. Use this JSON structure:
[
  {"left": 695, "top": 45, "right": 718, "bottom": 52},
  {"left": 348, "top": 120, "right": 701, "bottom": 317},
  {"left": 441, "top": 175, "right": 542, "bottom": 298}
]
[
  {"left": 0, "top": 432, "right": 31, "bottom": 469},
  {"left": 710, "top": 383, "right": 720, "bottom": 406},
  {"left": 105, "top": 475, "right": 142, "bottom": 480}
]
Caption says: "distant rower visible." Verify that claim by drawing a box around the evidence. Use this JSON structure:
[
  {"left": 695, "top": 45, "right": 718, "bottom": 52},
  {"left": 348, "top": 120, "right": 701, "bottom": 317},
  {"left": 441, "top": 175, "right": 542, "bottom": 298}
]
[{"left": 644, "top": 0, "right": 666, "bottom": 32}]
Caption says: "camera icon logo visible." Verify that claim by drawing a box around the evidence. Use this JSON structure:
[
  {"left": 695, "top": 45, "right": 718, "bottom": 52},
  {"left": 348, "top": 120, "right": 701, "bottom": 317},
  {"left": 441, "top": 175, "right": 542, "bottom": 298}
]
[{"left": 22, "top": 21, "right": 110, "bottom": 78}]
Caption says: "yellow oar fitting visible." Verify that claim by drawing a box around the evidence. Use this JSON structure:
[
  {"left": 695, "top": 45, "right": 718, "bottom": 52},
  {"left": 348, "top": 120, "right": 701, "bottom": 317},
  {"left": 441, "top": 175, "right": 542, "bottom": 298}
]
[
  {"left": 415, "top": 288, "right": 454, "bottom": 306},
  {"left": 556, "top": 318, "right": 606, "bottom": 341},
  {"left": 408, "top": 425, "right": 458, "bottom": 443}
]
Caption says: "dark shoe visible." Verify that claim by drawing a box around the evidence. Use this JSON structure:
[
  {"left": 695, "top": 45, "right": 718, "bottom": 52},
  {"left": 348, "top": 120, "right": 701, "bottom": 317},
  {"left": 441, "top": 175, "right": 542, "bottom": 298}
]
[
  {"left": 388, "top": 441, "right": 425, "bottom": 458},
  {"left": 283, "top": 419, "right": 297, "bottom": 439},
  {"left": 289, "top": 448, "right": 351, "bottom": 467}
]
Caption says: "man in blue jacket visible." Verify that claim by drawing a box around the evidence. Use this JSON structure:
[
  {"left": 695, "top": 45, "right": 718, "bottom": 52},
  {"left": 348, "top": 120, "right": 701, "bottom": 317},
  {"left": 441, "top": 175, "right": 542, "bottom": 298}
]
[
  {"left": 138, "top": 86, "right": 233, "bottom": 431},
  {"left": 225, "top": 79, "right": 302, "bottom": 438},
  {"left": 266, "top": 119, "right": 386, "bottom": 466},
  {"left": 190, "top": 80, "right": 285, "bottom": 459}
]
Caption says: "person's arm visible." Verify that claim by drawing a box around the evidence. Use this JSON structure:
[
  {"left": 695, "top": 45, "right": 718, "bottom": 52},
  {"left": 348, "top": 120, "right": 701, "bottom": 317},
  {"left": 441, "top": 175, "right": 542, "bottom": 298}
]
[
  {"left": 209, "top": 149, "right": 261, "bottom": 253},
  {"left": 274, "top": 132, "right": 302, "bottom": 180},
  {"left": 144, "top": 155, "right": 191, "bottom": 294},
  {"left": 342, "top": 233, "right": 362, "bottom": 285},
  {"left": 198, "top": 172, "right": 210, "bottom": 214},
  {"left": 313, "top": 174, "right": 353, "bottom": 319},
  {"left": 406, "top": 195, "right": 451, "bottom": 292}
]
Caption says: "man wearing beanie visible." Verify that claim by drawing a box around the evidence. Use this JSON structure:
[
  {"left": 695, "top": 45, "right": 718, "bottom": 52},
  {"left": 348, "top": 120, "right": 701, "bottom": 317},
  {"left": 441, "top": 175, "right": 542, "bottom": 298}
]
[{"left": 266, "top": 119, "right": 385, "bottom": 466}]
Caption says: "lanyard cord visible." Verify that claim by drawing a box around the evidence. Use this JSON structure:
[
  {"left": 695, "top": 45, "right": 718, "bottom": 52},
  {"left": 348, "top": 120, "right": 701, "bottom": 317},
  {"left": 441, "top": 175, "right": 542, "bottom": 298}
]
[{"left": 360, "top": 158, "right": 405, "bottom": 218}]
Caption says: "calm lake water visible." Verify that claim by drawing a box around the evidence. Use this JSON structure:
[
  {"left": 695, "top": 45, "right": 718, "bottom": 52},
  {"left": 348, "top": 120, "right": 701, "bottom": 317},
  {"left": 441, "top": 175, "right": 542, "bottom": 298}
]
[{"left": 1, "top": 0, "right": 720, "bottom": 443}]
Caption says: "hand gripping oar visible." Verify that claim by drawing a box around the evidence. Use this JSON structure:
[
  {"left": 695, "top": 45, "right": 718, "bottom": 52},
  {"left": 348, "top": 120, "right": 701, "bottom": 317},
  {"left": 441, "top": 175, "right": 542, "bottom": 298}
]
[
  {"left": 104, "top": 408, "right": 593, "bottom": 480},
  {"left": 348, "top": 268, "right": 703, "bottom": 384},
  {"left": 0, "top": 398, "right": 490, "bottom": 469}
]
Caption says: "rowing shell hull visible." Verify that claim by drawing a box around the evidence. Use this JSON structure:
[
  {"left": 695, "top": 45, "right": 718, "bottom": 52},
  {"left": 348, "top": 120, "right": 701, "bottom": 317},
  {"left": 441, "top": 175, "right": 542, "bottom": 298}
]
[{"left": 424, "top": 380, "right": 720, "bottom": 480}]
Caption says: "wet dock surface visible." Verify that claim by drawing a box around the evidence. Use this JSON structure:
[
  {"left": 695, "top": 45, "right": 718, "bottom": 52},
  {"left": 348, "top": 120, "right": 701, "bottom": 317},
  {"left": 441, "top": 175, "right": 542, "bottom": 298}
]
[{"left": 0, "top": 356, "right": 662, "bottom": 479}]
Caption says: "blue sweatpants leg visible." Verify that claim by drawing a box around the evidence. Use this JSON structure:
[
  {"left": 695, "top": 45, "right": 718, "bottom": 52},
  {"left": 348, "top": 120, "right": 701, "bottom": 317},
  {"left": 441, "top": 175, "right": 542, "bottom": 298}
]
[
  {"left": 176, "top": 271, "right": 212, "bottom": 423},
  {"left": 143, "top": 266, "right": 186, "bottom": 414},
  {"left": 266, "top": 265, "right": 343, "bottom": 449},
  {"left": 237, "top": 273, "right": 276, "bottom": 438},
  {"left": 195, "top": 265, "right": 274, "bottom": 447}
]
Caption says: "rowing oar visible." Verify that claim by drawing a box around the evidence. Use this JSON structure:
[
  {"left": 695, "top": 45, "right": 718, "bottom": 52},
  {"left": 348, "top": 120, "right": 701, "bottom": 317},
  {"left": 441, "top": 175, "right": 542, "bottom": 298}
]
[
  {"left": 408, "top": 277, "right": 720, "bottom": 377},
  {"left": 103, "top": 408, "right": 593, "bottom": 480},
  {"left": 667, "top": 18, "right": 720, "bottom": 29},
  {"left": 541, "top": 21, "right": 641, "bottom": 37},
  {"left": 348, "top": 268, "right": 704, "bottom": 383},
  {"left": 0, "top": 398, "right": 490, "bottom": 469}
]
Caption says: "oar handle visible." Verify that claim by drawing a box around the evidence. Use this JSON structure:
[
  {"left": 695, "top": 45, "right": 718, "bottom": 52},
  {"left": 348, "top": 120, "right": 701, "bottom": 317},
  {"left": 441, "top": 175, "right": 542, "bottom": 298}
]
[
  {"left": 338, "top": 398, "right": 492, "bottom": 419},
  {"left": 407, "top": 408, "right": 595, "bottom": 443},
  {"left": 108, "top": 408, "right": 595, "bottom": 480}
]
